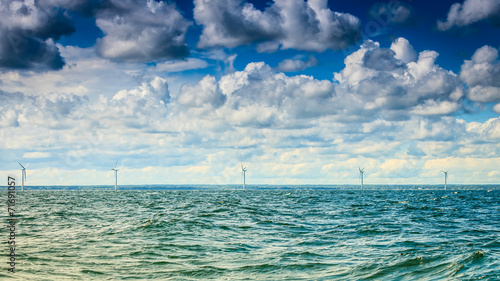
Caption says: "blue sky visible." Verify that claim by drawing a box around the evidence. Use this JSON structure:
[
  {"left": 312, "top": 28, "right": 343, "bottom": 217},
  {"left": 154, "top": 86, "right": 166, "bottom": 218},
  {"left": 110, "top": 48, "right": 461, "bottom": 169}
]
[{"left": 1, "top": 0, "right": 500, "bottom": 185}]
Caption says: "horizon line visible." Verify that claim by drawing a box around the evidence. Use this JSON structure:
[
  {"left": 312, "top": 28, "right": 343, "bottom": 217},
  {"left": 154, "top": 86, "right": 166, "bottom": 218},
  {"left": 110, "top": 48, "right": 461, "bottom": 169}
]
[{"left": 3, "top": 183, "right": 499, "bottom": 187}]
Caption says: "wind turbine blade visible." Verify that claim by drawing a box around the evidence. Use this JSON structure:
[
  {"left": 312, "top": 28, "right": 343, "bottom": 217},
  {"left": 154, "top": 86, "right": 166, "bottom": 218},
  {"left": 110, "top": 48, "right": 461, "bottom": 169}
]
[
  {"left": 19, "top": 162, "right": 25, "bottom": 169},
  {"left": 115, "top": 160, "right": 118, "bottom": 169},
  {"left": 25, "top": 163, "right": 30, "bottom": 168}
]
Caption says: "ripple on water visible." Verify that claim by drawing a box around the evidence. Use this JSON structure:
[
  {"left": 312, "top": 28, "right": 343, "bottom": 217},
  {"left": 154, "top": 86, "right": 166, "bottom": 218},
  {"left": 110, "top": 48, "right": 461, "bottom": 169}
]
[{"left": 7, "top": 189, "right": 500, "bottom": 280}]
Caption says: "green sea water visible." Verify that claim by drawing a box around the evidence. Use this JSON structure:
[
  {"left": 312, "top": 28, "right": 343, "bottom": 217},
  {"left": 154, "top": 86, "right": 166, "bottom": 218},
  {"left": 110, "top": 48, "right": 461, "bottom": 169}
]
[{"left": 2, "top": 188, "right": 499, "bottom": 280}]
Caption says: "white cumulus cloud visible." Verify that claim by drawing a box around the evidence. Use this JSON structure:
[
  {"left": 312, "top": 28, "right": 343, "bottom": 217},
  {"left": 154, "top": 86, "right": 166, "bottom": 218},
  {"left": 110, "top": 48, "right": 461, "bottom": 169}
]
[
  {"left": 461, "top": 45, "right": 500, "bottom": 103},
  {"left": 438, "top": 0, "right": 500, "bottom": 30},
  {"left": 277, "top": 55, "right": 318, "bottom": 72}
]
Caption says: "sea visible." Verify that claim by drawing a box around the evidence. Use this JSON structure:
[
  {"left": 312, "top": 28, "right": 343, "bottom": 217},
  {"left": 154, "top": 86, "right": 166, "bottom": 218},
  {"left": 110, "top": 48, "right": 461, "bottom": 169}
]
[{"left": 2, "top": 185, "right": 499, "bottom": 280}]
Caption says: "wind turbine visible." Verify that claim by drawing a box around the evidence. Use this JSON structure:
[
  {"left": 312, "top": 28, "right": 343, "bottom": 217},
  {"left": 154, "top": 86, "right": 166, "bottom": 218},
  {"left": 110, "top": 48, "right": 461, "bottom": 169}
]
[
  {"left": 241, "top": 163, "right": 247, "bottom": 189},
  {"left": 358, "top": 166, "right": 365, "bottom": 189},
  {"left": 440, "top": 170, "right": 448, "bottom": 190},
  {"left": 111, "top": 160, "right": 119, "bottom": 191},
  {"left": 19, "top": 162, "right": 29, "bottom": 191}
]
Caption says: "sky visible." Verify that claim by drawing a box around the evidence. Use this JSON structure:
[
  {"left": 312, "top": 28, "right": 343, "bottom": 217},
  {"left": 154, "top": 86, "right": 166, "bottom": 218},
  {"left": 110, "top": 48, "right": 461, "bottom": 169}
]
[{"left": 1, "top": 0, "right": 500, "bottom": 186}]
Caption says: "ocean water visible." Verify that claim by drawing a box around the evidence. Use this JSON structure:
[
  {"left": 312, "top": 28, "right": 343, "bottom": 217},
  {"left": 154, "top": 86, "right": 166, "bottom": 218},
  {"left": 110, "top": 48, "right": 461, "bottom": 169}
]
[{"left": 2, "top": 188, "right": 500, "bottom": 280}]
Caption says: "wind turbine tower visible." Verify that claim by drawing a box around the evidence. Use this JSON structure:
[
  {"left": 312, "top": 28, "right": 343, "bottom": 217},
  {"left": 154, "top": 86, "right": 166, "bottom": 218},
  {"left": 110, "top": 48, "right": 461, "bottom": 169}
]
[
  {"left": 440, "top": 170, "right": 448, "bottom": 190},
  {"left": 241, "top": 163, "right": 247, "bottom": 189},
  {"left": 19, "top": 162, "right": 29, "bottom": 191},
  {"left": 111, "top": 161, "right": 119, "bottom": 191},
  {"left": 358, "top": 166, "right": 365, "bottom": 189}
]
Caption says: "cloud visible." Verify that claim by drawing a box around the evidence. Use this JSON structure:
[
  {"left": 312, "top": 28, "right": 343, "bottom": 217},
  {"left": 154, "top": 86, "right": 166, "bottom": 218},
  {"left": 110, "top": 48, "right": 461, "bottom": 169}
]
[
  {"left": 218, "top": 61, "right": 337, "bottom": 123},
  {"left": 23, "top": 152, "right": 51, "bottom": 158},
  {"left": 0, "top": 0, "right": 193, "bottom": 69},
  {"left": 333, "top": 38, "right": 463, "bottom": 121},
  {"left": 460, "top": 45, "right": 500, "bottom": 103},
  {"left": 214, "top": 38, "right": 462, "bottom": 127},
  {"left": 194, "top": 0, "right": 361, "bottom": 52},
  {"left": 0, "top": 0, "right": 75, "bottom": 70},
  {"left": 109, "top": 76, "right": 170, "bottom": 128},
  {"left": 3, "top": 36, "right": 500, "bottom": 184},
  {"left": 177, "top": 75, "right": 226, "bottom": 110},
  {"left": 277, "top": 55, "right": 318, "bottom": 72},
  {"left": 410, "top": 100, "right": 462, "bottom": 116},
  {"left": 0, "top": 37, "right": 464, "bottom": 134},
  {"left": 0, "top": 73, "right": 173, "bottom": 135},
  {"left": 466, "top": 117, "right": 500, "bottom": 140},
  {"left": 95, "top": 0, "right": 191, "bottom": 62},
  {"left": 494, "top": 103, "right": 500, "bottom": 114},
  {"left": 193, "top": 0, "right": 280, "bottom": 48},
  {"left": 0, "top": 45, "right": 154, "bottom": 99},
  {"left": 369, "top": 1, "right": 413, "bottom": 25},
  {"left": 390, "top": 37, "right": 417, "bottom": 64},
  {"left": 156, "top": 58, "right": 209, "bottom": 73},
  {"left": 0, "top": 89, "right": 91, "bottom": 131},
  {"left": 438, "top": 0, "right": 500, "bottom": 30}
]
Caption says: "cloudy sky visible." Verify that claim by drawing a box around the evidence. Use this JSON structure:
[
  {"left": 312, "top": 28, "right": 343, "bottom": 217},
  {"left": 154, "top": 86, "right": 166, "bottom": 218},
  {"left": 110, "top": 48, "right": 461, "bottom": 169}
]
[{"left": 1, "top": 0, "right": 500, "bottom": 186}]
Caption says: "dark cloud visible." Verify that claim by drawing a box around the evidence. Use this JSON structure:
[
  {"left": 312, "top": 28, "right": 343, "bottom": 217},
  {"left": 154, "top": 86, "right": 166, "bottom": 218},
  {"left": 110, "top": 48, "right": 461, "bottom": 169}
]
[
  {"left": 363, "top": 48, "right": 405, "bottom": 71},
  {"left": 369, "top": 1, "right": 413, "bottom": 26},
  {"left": 194, "top": 0, "right": 280, "bottom": 48},
  {"left": 0, "top": 0, "right": 75, "bottom": 70},
  {"left": 53, "top": 0, "right": 110, "bottom": 17},
  {"left": 0, "top": 0, "right": 192, "bottom": 70},
  {"left": 0, "top": 35, "right": 66, "bottom": 70},
  {"left": 194, "top": 0, "right": 361, "bottom": 52},
  {"left": 94, "top": 0, "right": 191, "bottom": 62}
]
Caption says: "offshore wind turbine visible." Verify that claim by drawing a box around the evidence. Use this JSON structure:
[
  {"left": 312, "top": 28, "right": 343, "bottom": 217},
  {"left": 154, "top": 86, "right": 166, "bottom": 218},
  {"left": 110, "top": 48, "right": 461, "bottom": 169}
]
[
  {"left": 111, "top": 160, "right": 119, "bottom": 191},
  {"left": 241, "top": 163, "right": 247, "bottom": 189},
  {"left": 358, "top": 166, "right": 365, "bottom": 189},
  {"left": 19, "top": 162, "right": 29, "bottom": 191},
  {"left": 440, "top": 170, "right": 448, "bottom": 190}
]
